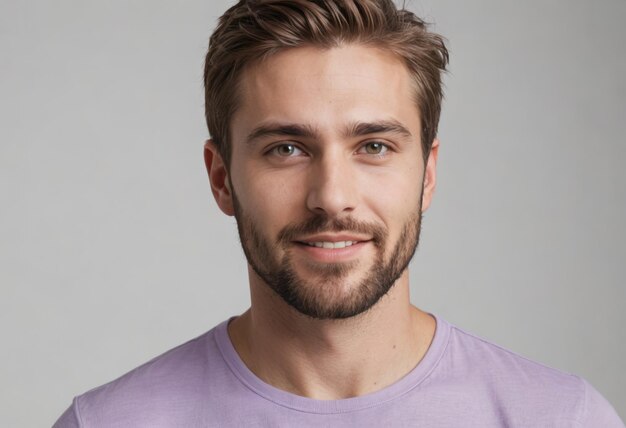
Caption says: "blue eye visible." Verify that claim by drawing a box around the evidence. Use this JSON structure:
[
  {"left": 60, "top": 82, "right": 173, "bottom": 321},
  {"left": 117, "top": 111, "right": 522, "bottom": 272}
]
[
  {"left": 271, "top": 144, "right": 303, "bottom": 157},
  {"left": 361, "top": 141, "right": 389, "bottom": 155}
]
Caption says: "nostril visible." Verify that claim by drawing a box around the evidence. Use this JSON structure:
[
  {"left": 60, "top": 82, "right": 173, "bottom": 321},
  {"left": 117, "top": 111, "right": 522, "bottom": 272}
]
[{"left": 305, "top": 172, "right": 358, "bottom": 215}]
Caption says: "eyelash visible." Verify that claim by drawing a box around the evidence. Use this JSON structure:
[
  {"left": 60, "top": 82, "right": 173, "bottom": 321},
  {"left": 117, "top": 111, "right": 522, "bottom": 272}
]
[
  {"left": 267, "top": 143, "right": 305, "bottom": 157},
  {"left": 265, "top": 141, "right": 391, "bottom": 158}
]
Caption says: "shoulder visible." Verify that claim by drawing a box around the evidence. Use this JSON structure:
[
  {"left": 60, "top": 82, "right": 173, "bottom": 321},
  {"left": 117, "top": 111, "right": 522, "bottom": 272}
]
[
  {"left": 434, "top": 319, "right": 624, "bottom": 426},
  {"left": 58, "top": 322, "right": 233, "bottom": 427},
  {"left": 445, "top": 321, "right": 581, "bottom": 390},
  {"left": 82, "top": 327, "right": 218, "bottom": 396}
]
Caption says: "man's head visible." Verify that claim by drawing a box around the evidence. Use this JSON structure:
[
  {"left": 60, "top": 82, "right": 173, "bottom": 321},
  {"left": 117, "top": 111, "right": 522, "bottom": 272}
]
[{"left": 203, "top": 1, "right": 448, "bottom": 320}]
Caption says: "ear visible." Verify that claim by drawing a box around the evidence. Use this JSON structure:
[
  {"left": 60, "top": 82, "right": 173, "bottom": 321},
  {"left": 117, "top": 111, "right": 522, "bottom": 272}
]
[
  {"left": 204, "top": 140, "right": 235, "bottom": 216},
  {"left": 420, "top": 138, "right": 439, "bottom": 213}
]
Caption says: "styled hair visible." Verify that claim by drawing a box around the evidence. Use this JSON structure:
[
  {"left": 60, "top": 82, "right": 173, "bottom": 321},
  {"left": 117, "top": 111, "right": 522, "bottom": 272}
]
[{"left": 204, "top": 0, "right": 449, "bottom": 166}]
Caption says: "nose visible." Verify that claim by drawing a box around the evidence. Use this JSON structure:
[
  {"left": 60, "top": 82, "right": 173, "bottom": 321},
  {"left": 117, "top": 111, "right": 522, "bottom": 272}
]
[{"left": 305, "top": 151, "right": 358, "bottom": 216}]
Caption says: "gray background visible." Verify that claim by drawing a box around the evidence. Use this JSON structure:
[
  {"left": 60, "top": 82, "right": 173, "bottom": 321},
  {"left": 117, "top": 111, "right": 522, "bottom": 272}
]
[{"left": 1, "top": 1, "right": 624, "bottom": 426}]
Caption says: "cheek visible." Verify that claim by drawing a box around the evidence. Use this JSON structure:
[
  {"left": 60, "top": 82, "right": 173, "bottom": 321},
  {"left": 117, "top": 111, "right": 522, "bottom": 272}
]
[
  {"left": 231, "top": 164, "right": 307, "bottom": 229},
  {"left": 365, "top": 166, "right": 423, "bottom": 213}
]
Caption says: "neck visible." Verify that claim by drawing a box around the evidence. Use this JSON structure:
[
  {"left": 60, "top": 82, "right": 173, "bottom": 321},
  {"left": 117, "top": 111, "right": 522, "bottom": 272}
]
[{"left": 227, "top": 268, "right": 436, "bottom": 400}]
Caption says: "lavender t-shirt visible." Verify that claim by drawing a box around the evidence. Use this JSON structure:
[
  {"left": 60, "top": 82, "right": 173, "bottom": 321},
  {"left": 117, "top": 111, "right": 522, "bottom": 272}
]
[{"left": 54, "top": 314, "right": 624, "bottom": 427}]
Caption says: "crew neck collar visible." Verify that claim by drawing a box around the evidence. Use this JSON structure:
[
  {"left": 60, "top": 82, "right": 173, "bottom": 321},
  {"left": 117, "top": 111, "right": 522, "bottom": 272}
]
[{"left": 214, "top": 312, "right": 450, "bottom": 414}]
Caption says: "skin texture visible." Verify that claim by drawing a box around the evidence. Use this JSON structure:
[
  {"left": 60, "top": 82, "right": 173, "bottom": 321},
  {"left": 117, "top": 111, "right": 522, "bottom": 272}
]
[{"left": 204, "top": 44, "right": 439, "bottom": 399}]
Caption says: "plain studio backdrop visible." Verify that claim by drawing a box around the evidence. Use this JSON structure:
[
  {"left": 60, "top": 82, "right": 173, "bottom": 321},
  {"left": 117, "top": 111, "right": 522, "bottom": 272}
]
[{"left": 1, "top": 1, "right": 625, "bottom": 426}]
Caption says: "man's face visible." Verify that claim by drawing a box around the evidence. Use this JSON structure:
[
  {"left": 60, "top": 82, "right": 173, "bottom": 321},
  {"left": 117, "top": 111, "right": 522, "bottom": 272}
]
[{"left": 214, "top": 45, "right": 436, "bottom": 319}]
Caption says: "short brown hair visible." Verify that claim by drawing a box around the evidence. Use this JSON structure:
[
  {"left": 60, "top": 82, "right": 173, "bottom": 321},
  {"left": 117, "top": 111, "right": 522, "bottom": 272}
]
[{"left": 204, "top": 0, "right": 448, "bottom": 166}]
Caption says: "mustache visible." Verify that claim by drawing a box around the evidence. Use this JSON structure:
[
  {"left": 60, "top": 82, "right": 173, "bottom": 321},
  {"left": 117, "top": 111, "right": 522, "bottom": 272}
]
[{"left": 277, "top": 214, "right": 386, "bottom": 247}]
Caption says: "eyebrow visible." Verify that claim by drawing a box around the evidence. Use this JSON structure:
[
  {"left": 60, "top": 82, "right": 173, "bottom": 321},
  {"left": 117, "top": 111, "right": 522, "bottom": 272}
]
[
  {"left": 244, "top": 119, "right": 413, "bottom": 144},
  {"left": 245, "top": 123, "right": 319, "bottom": 144},
  {"left": 343, "top": 120, "right": 413, "bottom": 139}
]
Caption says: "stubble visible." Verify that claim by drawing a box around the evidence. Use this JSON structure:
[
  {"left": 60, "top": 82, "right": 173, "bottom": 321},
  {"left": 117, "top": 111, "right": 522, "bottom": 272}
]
[{"left": 231, "top": 190, "right": 422, "bottom": 320}]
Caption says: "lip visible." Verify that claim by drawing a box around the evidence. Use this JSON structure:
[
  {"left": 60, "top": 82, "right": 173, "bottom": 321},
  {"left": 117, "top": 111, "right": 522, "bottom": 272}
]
[
  {"left": 292, "top": 240, "right": 370, "bottom": 263},
  {"left": 295, "top": 233, "right": 371, "bottom": 244}
]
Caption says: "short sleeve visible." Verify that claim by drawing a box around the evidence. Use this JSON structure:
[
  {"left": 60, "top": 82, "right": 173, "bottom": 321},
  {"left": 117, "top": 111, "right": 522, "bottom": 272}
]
[
  {"left": 578, "top": 378, "right": 625, "bottom": 428},
  {"left": 52, "top": 398, "right": 81, "bottom": 428}
]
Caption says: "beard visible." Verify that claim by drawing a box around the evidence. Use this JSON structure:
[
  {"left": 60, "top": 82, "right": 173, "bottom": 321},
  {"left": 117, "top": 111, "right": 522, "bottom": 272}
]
[{"left": 231, "top": 190, "right": 423, "bottom": 320}]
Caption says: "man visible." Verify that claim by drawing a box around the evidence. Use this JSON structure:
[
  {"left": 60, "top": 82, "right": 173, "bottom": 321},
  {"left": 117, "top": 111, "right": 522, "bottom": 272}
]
[{"left": 54, "top": 1, "right": 624, "bottom": 426}]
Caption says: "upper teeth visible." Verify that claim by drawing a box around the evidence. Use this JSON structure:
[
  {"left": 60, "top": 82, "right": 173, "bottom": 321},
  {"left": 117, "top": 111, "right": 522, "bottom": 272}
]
[{"left": 305, "top": 241, "right": 357, "bottom": 249}]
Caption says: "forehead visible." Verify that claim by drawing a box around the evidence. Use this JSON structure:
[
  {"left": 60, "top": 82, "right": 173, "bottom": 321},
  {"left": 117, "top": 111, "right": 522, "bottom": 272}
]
[{"left": 231, "top": 44, "right": 420, "bottom": 142}]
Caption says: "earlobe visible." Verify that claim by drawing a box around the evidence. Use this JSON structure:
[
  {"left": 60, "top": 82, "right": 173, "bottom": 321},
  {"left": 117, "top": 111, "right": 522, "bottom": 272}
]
[
  {"left": 421, "top": 139, "right": 439, "bottom": 213},
  {"left": 204, "top": 140, "right": 235, "bottom": 216}
]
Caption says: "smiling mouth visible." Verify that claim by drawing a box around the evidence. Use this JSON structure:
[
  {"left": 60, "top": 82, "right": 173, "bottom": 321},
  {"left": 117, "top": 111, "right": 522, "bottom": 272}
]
[{"left": 298, "top": 240, "right": 359, "bottom": 249}]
